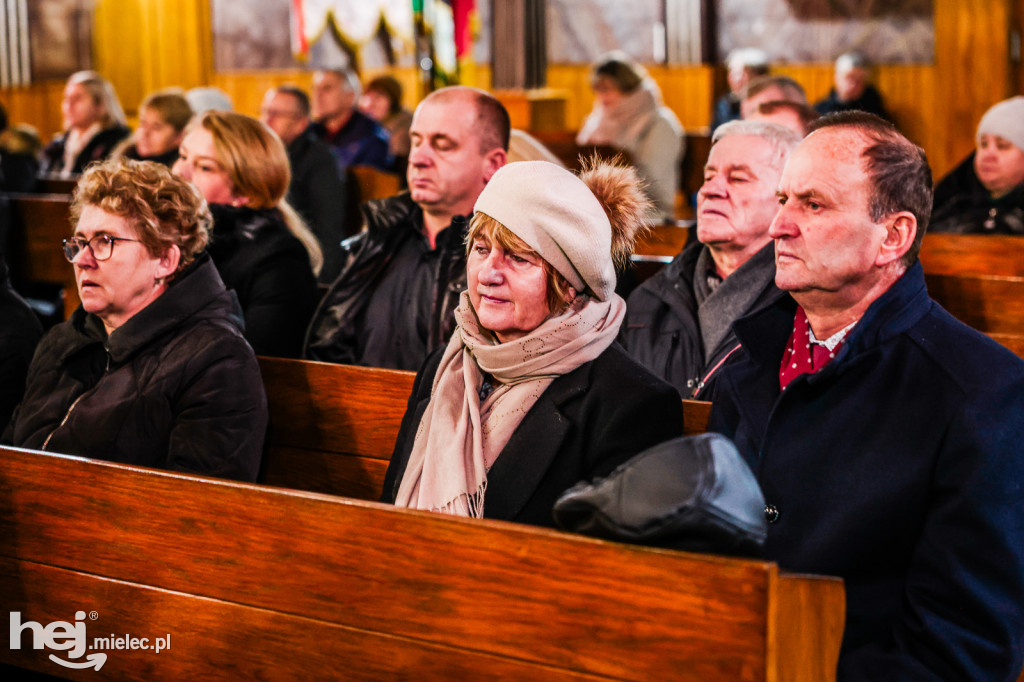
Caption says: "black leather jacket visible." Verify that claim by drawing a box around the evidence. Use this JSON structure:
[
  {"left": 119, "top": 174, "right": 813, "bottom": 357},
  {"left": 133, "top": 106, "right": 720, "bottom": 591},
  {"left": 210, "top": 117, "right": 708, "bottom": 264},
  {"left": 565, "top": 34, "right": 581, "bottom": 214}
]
[{"left": 304, "top": 192, "right": 469, "bottom": 368}]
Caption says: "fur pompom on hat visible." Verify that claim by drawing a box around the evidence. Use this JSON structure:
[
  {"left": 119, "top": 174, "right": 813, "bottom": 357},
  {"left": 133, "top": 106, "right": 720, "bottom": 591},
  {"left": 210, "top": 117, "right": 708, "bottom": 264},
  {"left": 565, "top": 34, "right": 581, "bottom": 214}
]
[
  {"left": 473, "top": 160, "right": 650, "bottom": 301},
  {"left": 977, "top": 97, "right": 1024, "bottom": 153}
]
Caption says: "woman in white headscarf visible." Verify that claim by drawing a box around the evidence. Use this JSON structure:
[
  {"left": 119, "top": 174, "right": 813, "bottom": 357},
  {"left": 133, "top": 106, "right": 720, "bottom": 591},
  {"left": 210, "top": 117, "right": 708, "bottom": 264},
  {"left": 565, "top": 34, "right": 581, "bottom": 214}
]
[
  {"left": 577, "top": 52, "right": 684, "bottom": 222},
  {"left": 381, "top": 160, "right": 684, "bottom": 527}
]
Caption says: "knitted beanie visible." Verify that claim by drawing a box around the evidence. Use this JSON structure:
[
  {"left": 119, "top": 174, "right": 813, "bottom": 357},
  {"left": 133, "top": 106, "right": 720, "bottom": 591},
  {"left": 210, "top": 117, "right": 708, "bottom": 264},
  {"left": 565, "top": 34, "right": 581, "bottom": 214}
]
[
  {"left": 474, "top": 161, "right": 616, "bottom": 301},
  {"left": 977, "top": 97, "right": 1024, "bottom": 152}
]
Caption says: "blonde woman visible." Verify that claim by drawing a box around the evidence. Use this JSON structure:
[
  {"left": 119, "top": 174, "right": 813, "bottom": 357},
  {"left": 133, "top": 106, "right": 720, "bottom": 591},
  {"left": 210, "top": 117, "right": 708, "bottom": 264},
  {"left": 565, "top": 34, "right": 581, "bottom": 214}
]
[
  {"left": 174, "top": 111, "right": 321, "bottom": 358},
  {"left": 40, "top": 70, "right": 131, "bottom": 177}
]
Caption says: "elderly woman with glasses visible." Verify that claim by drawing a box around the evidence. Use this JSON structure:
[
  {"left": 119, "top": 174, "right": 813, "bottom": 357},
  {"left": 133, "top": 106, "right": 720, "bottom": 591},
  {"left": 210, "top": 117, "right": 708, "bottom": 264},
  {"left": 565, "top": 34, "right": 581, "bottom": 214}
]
[
  {"left": 381, "top": 160, "right": 684, "bottom": 526},
  {"left": 2, "top": 158, "right": 267, "bottom": 482}
]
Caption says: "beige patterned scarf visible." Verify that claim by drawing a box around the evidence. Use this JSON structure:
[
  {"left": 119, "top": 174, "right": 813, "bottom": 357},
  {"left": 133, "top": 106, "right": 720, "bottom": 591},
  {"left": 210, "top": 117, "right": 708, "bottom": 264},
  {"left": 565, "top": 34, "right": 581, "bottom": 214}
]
[{"left": 394, "top": 290, "right": 627, "bottom": 517}]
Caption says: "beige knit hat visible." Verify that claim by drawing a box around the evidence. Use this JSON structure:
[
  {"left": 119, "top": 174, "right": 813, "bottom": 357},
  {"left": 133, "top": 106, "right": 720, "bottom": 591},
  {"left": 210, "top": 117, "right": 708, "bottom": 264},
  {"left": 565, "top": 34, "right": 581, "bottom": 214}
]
[{"left": 474, "top": 161, "right": 616, "bottom": 301}]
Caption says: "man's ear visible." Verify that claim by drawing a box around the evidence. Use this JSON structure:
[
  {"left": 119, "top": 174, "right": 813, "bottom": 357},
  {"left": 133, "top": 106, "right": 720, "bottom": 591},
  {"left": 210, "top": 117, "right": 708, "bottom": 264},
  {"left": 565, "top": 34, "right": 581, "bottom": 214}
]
[
  {"left": 876, "top": 211, "right": 916, "bottom": 267},
  {"left": 564, "top": 285, "right": 578, "bottom": 304},
  {"left": 156, "top": 245, "right": 181, "bottom": 282},
  {"left": 482, "top": 148, "right": 507, "bottom": 183}
]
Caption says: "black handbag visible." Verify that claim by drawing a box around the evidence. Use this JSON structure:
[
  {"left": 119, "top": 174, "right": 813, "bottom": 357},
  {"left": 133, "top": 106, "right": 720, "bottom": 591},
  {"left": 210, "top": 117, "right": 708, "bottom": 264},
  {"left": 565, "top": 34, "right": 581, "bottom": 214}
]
[{"left": 552, "top": 433, "right": 767, "bottom": 557}]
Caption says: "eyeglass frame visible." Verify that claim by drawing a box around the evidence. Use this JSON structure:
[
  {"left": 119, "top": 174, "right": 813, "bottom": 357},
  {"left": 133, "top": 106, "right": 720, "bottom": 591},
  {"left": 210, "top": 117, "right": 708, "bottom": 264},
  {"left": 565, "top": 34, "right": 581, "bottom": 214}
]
[{"left": 62, "top": 234, "right": 142, "bottom": 263}]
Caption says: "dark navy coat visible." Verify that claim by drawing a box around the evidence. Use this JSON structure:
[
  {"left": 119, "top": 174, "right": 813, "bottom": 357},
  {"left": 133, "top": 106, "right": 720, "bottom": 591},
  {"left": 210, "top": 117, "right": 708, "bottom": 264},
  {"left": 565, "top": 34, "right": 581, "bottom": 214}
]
[{"left": 709, "top": 262, "right": 1024, "bottom": 680}]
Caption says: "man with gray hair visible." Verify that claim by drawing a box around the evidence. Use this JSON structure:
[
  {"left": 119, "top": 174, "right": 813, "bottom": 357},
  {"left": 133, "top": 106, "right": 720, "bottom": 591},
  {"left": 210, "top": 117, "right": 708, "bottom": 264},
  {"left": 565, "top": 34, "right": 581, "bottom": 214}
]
[
  {"left": 311, "top": 68, "right": 392, "bottom": 174},
  {"left": 620, "top": 120, "right": 801, "bottom": 398},
  {"left": 814, "top": 51, "right": 891, "bottom": 121}
]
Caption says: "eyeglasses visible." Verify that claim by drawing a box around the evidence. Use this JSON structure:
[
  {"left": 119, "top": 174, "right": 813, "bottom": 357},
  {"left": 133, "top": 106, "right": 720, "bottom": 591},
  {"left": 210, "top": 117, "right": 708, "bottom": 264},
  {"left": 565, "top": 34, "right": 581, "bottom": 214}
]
[{"left": 62, "top": 235, "right": 141, "bottom": 263}]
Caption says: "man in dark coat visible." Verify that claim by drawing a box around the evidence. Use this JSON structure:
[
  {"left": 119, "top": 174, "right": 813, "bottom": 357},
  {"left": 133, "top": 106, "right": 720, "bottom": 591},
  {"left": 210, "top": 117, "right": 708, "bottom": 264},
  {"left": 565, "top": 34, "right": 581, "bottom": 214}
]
[
  {"left": 0, "top": 256, "right": 43, "bottom": 431},
  {"left": 261, "top": 85, "right": 350, "bottom": 282},
  {"left": 310, "top": 69, "right": 392, "bottom": 175},
  {"left": 620, "top": 120, "right": 801, "bottom": 399},
  {"left": 814, "top": 52, "right": 891, "bottom": 122},
  {"left": 709, "top": 111, "right": 1024, "bottom": 679},
  {"left": 305, "top": 86, "right": 510, "bottom": 371}
]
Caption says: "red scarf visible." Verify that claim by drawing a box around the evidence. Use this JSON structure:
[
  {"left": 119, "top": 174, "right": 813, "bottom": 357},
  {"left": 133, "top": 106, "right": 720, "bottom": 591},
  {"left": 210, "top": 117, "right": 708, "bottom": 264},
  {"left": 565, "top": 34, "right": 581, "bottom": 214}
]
[{"left": 778, "top": 306, "right": 845, "bottom": 390}]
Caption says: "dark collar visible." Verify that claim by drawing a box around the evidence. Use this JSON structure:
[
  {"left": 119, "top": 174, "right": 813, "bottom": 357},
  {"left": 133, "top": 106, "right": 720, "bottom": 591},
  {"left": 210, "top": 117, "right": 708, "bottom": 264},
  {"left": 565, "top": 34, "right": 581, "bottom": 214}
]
[
  {"left": 733, "top": 260, "right": 931, "bottom": 370},
  {"left": 61, "top": 255, "right": 236, "bottom": 366}
]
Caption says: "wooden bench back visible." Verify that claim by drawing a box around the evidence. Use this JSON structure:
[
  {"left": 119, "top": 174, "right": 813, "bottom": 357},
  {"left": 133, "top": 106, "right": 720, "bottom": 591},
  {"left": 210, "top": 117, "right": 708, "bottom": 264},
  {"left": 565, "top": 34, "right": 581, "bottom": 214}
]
[
  {"left": 527, "top": 130, "right": 634, "bottom": 172},
  {"left": 257, "top": 358, "right": 414, "bottom": 499},
  {"left": 257, "top": 358, "right": 712, "bottom": 500},
  {"left": 918, "top": 233, "right": 1024, "bottom": 276},
  {"left": 4, "top": 192, "right": 78, "bottom": 318},
  {"left": 681, "top": 131, "right": 712, "bottom": 200},
  {"left": 349, "top": 165, "right": 402, "bottom": 203},
  {"left": 36, "top": 176, "right": 78, "bottom": 195},
  {"left": 0, "top": 445, "right": 844, "bottom": 680}
]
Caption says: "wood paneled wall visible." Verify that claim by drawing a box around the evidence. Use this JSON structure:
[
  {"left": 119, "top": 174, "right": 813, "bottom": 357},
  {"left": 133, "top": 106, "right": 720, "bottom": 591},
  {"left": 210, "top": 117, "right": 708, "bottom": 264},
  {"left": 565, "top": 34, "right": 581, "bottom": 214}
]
[
  {"left": 93, "top": 0, "right": 212, "bottom": 115},
  {"left": 0, "top": 0, "right": 1013, "bottom": 179}
]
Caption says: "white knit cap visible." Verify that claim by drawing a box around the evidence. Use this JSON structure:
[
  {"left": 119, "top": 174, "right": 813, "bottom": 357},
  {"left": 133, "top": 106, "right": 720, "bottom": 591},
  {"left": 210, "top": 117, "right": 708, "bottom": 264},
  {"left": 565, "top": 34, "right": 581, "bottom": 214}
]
[
  {"left": 977, "top": 97, "right": 1024, "bottom": 152},
  {"left": 473, "top": 161, "right": 615, "bottom": 300}
]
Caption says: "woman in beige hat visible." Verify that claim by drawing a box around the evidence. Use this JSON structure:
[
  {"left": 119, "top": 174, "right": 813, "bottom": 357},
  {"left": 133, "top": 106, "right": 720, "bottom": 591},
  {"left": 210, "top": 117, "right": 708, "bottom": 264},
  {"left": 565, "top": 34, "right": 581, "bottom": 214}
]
[{"left": 381, "top": 160, "right": 684, "bottom": 527}]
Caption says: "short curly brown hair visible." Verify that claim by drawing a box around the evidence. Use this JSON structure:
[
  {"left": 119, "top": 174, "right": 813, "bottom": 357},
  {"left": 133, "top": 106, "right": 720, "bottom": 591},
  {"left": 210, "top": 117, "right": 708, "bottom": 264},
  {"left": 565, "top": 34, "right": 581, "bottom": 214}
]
[{"left": 71, "top": 158, "right": 211, "bottom": 276}]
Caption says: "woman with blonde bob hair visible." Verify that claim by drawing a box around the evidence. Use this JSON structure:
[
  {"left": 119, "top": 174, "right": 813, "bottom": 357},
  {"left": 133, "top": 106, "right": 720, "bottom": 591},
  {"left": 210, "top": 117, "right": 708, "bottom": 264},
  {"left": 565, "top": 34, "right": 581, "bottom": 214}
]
[
  {"left": 40, "top": 70, "right": 131, "bottom": 177},
  {"left": 381, "top": 160, "right": 684, "bottom": 526},
  {"left": 174, "top": 110, "right": 320, "bottom": 357},
  {"left": 3, "top": 158, "right": 267, "bottom": 482}
]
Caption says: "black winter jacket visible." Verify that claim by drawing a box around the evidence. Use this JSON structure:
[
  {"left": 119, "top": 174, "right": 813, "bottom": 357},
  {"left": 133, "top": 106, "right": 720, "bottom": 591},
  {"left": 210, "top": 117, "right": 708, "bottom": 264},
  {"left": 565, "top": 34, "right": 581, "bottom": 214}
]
[
  {"left": 0, "top": 258, "right": 43, "bottom": 431},
  {"left": 207, "top": 204, "right": 318, "bottom": 358},
  {"left": 619, "top": 242, "right": 782, "bottom": 399},
  {"left": 930, "top": 152, "right": 1024, "bottom": 234},
  {"left": 39, "top": 125, "right": 132, "bottom": 176},
  {"left": 2, "top": 255, "right": 267, "bottom": 482},
  {"left": 304, "top": 192, "right": 468, "bottom": 368},
  {"left": 286, "top": 127, "right": 350, "bottom": 283}
]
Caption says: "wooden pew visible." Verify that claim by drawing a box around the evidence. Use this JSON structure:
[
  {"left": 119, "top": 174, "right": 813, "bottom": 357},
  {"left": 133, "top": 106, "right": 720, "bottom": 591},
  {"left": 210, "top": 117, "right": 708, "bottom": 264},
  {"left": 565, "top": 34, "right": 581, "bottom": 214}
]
[
  {"left": 635, "top": 220, "right": 692, "bottom": 259},
  {"left": 257, "top": 357, "right": 712, "bottom": 501},
  {"left": 4, "top": 192, "right": 78, "bottom": 318},
  {"left": 37, "top": 176, "right": 78, "bottom": 195},
  {"left": 680, "top": 131, "right": 712, "bottom": 205},
  {"left": 918, "top": 233, "right": 1024, "bottom": 277},
  {"left": 526, "top": 130, "right": 633, "bottom": 172},
  {"left": 919, "top": 234, "right": 1024, "bottom": 339},
  {"left": 349, "top": 165, "right": 402, "bottom": 203},
  {"left": 0, "top": 445, "right": 845, "bottom": 680},
  {"left": 257, "top": 358, "right": 414, "bottom": 500}
]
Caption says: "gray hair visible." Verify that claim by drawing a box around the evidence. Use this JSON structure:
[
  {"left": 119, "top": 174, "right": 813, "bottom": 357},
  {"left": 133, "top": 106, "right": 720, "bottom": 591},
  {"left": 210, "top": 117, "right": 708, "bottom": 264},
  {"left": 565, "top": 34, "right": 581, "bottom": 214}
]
[
  {"left": 712, "top": 120, "right": 802, "bottom": 170},
  {"left": 836, "top": 51, "right": 869, "bottom": 74},
  {"left": 727, "top": 47, "right": 769, "bottom": 73},
  {"left": 321, "top": 69, "right": 362, "bottom": 97}
]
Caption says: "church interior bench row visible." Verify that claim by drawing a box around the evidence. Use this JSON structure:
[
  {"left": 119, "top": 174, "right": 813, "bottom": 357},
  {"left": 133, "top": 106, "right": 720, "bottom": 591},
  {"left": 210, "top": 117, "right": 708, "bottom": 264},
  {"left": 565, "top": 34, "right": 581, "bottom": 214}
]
[
  {"left": 256, "top": 357, "right": 713, "bottom": 500},
  {"left": 0, "top": 444, "right": 845, "bottom": 680}
]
